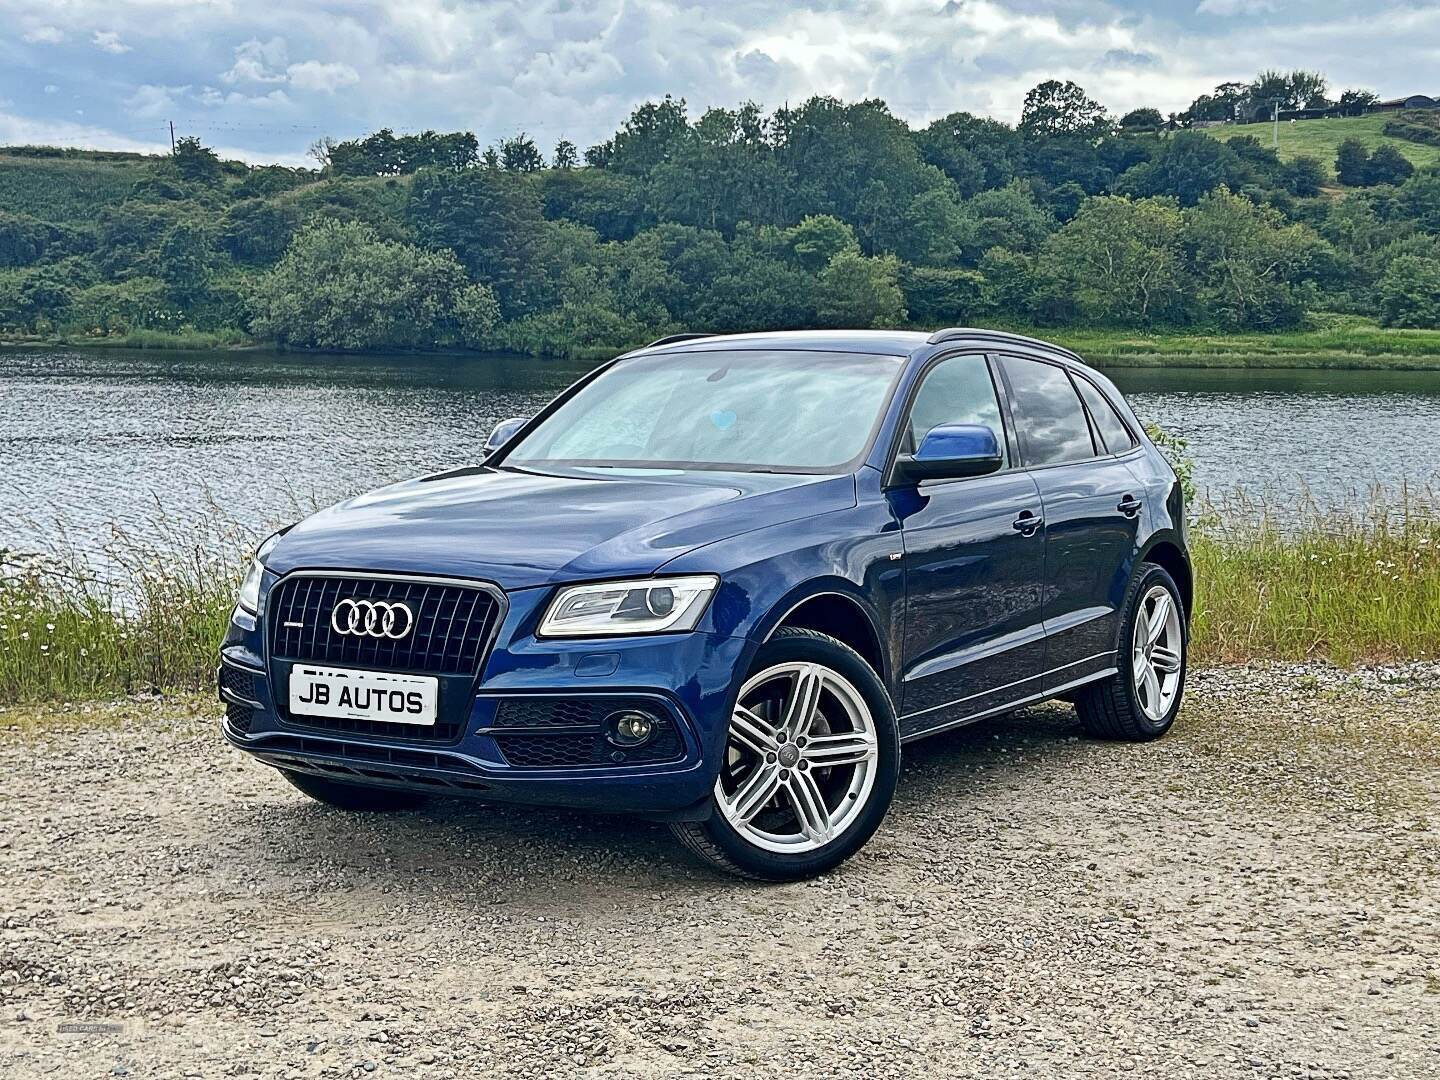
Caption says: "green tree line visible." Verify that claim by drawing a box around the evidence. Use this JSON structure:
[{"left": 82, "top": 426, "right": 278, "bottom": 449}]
[{"left": 3, "top": 75, "right": 1440, "bottom": 355}]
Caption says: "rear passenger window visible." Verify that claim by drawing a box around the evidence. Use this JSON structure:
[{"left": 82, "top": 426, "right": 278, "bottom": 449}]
[
  {"left": 1075, "top": 377, "right": 1136, "bottom": 453},
  {"left": 906, "top": 353, "right": 1006, "bottom": 458},
  {"left": 999, "top": 355, "right": 1096, "bottom": 467}
]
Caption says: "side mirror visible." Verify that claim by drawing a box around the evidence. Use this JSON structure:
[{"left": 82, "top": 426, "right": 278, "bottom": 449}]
[
  {"left": 894, "top": 424, "right": 1003, "bottom": 483},
  {"left": 483, "top": 416, "right": 530, "bottom": 456}
]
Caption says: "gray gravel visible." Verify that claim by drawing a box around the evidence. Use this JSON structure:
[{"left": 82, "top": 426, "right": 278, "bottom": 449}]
[{"left": 1, "top": 664, "right": 1437, "bottom": 1079}]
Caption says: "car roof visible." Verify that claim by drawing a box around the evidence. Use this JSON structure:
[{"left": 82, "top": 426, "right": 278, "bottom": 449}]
[{"left": 626, "top": 328, "right": 1085, "bottom": 365}]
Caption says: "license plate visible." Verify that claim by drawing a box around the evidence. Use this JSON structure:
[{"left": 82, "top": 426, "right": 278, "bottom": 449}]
[{"left": 288, "top": 664, "right": 438, "bottom": 726}]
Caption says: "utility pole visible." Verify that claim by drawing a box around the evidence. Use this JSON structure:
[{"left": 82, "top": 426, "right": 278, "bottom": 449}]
[
  {"left": 169, "top": 120, "right": 176, "bottom": 153},
  {"left": 1272, "top": 100, "right": 1279, "bottom": 149}
]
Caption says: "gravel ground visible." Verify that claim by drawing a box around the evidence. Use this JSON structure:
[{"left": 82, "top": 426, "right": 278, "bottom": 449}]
[{"left": 1, "top": 663, "right": 1437, "bottom": 1079}]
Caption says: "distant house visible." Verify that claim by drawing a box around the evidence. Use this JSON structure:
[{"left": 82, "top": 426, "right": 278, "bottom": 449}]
[{"left": 1376, "top": 94, "right": 1438, "bottom": 112}]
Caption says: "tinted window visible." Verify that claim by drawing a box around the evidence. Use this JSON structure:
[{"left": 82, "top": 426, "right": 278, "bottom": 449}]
[
  {"left": 999, "top": 356, "right": 1096, "bottom": 466},
  {"left": 906, "top": 353, "right": 1005, "bottom": 458},
  {"left": 1075, "top": 376, "right": 1135, "bottom": 453},
  {"left": 506, "top": 350, "right": 903, "bottom": 472}
]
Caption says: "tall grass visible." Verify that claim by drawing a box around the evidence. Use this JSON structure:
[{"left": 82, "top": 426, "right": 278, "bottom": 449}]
[
  {"left": 1190, "top": 489, "right": 1440, "bottom": 665},
  {"left": 0, "top": 510, "right": 248, "bottom": 703},
  {"left": 2, "top": 494, "right": 1438, "bottom": 705}
]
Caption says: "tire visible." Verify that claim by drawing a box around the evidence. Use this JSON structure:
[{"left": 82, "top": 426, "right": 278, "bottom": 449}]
[
  {"left": 281, "top": 770, "right": 430, "bottom": 812},
  {"left": 1075, "top": 562, "right": 1187, "bottom": 741},
  {"left": 671, "top": 626, "right": 901, "bottom": 881}
]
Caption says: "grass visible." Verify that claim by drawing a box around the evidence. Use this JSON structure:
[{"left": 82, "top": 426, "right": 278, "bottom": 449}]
[
  {"left": 1206, "top": 112, "right": 1440, "bottom": 174},
  {"left": 0, "top": 154, "right": 151, "bottom": 223},
  {"left": 1037, "top": 318, "right": 1440, "bottom": 370},
  {"left": 0, "top": 511, "right": 247, "bottom": 703},
  {"left": 2, "top": 492, "right": 1438, "bottom": 704},
  {"left": 1190, "top": 489, "right": 1440, "bottom": 665}
]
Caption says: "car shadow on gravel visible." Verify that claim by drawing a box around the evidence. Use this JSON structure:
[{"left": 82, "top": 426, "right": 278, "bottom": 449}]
[{"left": 219, "top": 701, "right": 1096, "bottom": 898}]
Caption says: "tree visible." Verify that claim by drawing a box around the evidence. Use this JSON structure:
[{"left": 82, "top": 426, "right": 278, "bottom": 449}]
[
  {"left": 407, "top": 168, "right": 549, "bottom": 315},
  {"left": 158, "top": 223, "right": 214, "bottom": 304},
  {"left": 1335, "top": 139, "right": 1372, "bottom": 186},
  {"left": 499, "top": 133, "right": 545, "bottom": 173},
  {"left": 1377, "top": 255, "right": 1440, "bottom": 327},
  {"left": 552, "top": 139, "right": 578, "bottom": 169},
  {"left": 1115, "top": 131, "right": 1247, "bottom": 206},
  {"left": 1367, "top": 145, "right": 1415, "bottom": 186},
  {"left": 815, "top": 251, "right": 906, "bottom": 328},
  {"left": 914, "top": 111, "right": 1021, "bottom": 196},
  {"left": 1119, "top": 108, "right": 1164, "bottom": 132},
  {"left": 1019, "top": 80, "right": 1109, "bottom": 138},
  {"left": 1337, "top": 89, "right": 1380, "bottom": 117},
  {"left": 899, "top": 265, "right": 984, "bottom": 325},
  {"left": 247, "top": 219, "right": 498, "bottom": 349},
  {"left": 171, "top": 137, "right": 222, "bottom": 184},
  {"left": 603, "top": 96, "right": 691, "bottom": 175},
  {"left": 1038, "top": 196, "right": 1187, "bottom": 325},
  {"left": 783, "top": 215, "right": 860, "bottom": 273},
  {"left": 1182, "top": 189, "right": 1321, "bottom": 330},
  {"left": 1184, "top": 82, "right": 1248, "bottom": 124},
  {"left": 1282, "top": 156, "right": 1327, "bottom": 198}
]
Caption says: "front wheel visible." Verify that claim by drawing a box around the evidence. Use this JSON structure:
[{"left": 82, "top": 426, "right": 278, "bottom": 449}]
[
  {"left": 671, "top": 627, "right": 900, "bottom": 881},
  {"left": 1075, "top": 562, "right": 1187, "bottom": 740}
]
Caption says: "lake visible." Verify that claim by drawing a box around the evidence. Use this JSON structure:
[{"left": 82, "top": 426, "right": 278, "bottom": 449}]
[{"left": 3, "top": 346, "right": 1439, "bottom": 563}]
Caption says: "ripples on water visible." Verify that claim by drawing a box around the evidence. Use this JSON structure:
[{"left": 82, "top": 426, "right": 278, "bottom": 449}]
[{"left": 2, "top": 347, "right": 1439, "bottom": 565}]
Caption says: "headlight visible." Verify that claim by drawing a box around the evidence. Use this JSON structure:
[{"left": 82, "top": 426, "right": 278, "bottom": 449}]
[
  {"left": 537, "top": 575, "right": 719, "bottom": 638},
  {"left": 236, "top": 532, "right": 282, "bottom": 615}
]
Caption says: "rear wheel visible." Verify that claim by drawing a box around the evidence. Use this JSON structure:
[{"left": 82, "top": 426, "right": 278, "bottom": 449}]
[
  {"left": 1075, "top": 562, "right": 1187, "bottom": 741},
  {"left": 671, "top": 627, "right": 900, "bottom": 881},
  {"left": 281, "top": 771, "right": 429, "bottom": 812}
]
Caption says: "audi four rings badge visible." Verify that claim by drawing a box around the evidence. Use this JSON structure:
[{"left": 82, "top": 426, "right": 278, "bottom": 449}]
[{"left": 330, "top": 598, "right": 415, "bottom": 639}]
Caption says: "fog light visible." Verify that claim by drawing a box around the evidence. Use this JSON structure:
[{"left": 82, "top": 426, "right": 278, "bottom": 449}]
[{"left": 605, "top": 709, "right": 656, "bottom": 748}]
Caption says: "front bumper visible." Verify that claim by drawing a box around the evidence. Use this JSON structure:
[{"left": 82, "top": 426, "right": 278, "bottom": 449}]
[{"left": 218, "top": 583, "right": 750, "bottom": 818}]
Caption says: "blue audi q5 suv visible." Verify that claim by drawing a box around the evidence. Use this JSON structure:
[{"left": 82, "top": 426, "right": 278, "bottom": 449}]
[{"left": 219, "top": 329, "right": 1191, "bottom": 880}]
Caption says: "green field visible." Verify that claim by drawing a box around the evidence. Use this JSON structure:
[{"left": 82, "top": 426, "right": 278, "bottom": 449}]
[
  {"left": 1208, "top": 112, "right": 1440, "bottom": 175},
  {"left": 0, "top": 154, "right": 151, "bottom": 221}
]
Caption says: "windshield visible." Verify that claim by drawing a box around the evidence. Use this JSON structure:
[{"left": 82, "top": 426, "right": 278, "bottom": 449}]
[{"left": 503, "top": 350, "right": 905, "bottom": 473}]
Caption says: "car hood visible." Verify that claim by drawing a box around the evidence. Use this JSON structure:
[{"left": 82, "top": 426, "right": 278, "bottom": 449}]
[{"left": 266, "top": 465, "right": 856, "bottom": 590}]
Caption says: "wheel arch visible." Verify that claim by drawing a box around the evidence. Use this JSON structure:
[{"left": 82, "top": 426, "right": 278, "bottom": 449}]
[
  {"left": 1138, "top": 537, "right": 1192, "bottom": 622},
  {"left": 757, "top": 587, "right": 889, "bottom": 687}
]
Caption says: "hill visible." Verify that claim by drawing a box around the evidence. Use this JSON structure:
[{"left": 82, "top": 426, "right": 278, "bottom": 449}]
[{"left": 1208, "top": 112, "right": 1440, "bottom": 175}]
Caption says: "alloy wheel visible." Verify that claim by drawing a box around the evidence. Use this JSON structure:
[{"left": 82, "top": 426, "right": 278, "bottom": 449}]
[
  {"left": 1131, "top": 584, "right": 1183, "bottom": 722},
  {"left": 715, "top": 661, "right": 879, "bottom": 854}
]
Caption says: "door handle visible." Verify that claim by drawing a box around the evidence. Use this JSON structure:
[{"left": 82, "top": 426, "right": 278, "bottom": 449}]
[
  {"left": 1117, "top": 495, "right": 1143, "bottom": 518},
  {"left": 1012, "top": 510, "right": 1043, "bottom": 536}
]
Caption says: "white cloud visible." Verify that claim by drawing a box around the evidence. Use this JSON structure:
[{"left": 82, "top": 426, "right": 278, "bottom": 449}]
[
  {"left": 22, "top": 26, "right": 64, "bottom": 44},
  {"left": 1196, "top": 0, "right": 1278, "bottom": 14},
  {"left": 222, "top": 37, "right": 289, "bottom": 85},
  {"left": 125, "top": 83, "right": 189, "bottom": 119},
  {"left": 91, "top": 31, "right": 132, "bottom": 54},
  {"left": 43, "top": 84, "right": 59, "bottom": 95},
  {"left": 286, "top": 60, "right": 360, "bottom": 94}
]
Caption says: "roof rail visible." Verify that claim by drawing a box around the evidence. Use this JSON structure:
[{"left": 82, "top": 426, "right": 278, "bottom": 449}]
[
  {"left": 925, "top": 327, "right": 1085, "bottom": 364},
  {"left": 644, "top": 332, "right": 717, "bottom": 349}
]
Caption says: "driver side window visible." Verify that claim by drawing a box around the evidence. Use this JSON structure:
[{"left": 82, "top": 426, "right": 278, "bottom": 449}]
[{"left": 905, "top": 353, "right": 1007, "bottom": 463}]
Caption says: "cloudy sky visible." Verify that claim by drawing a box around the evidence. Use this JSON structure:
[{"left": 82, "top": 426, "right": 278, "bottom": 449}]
[{"left": 2, "top": 1, "right": 1438, "bottom": 165}]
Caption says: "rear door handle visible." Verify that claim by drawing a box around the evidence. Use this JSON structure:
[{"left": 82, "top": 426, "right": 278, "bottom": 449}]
[
  {"left": 1012, "top": 510, "right": 1043, "bottom": 536},
  {"left": 1117, "top": 495, "right": 1143, "bottom": 518}
]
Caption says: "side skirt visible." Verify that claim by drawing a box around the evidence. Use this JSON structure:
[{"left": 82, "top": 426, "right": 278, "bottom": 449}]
[{"left": 899, "top": 666, "right": 1118, "bottom": 744}]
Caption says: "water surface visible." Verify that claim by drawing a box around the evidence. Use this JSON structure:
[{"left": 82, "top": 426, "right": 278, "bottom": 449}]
[{"left": 3, "top": 347, "right": 1437, "bottom": 563}]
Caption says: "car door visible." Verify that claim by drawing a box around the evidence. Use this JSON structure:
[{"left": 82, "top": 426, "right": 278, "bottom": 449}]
[
  {"left": 889, "top": 352, "right": 1047, "bottom": 736},
  {"left": 996, "top": 354, "right": 1143, "bottom": 690}
]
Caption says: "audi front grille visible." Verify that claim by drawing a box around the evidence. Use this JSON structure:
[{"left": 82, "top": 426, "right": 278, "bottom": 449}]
[
  {"left": 266, "top": 573, "right": 503, "bottom": 744},
  {"left": 268, "top": 574, "right": 501, "bottom": 677}
]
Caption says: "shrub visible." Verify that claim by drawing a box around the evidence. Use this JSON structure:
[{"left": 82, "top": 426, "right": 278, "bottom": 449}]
[
  {"left": 247, "top": 218, "right": 499, "bottom": 350},
  {"left": 1377, "top": 254, "right": 1440, "bottom": 327}
]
